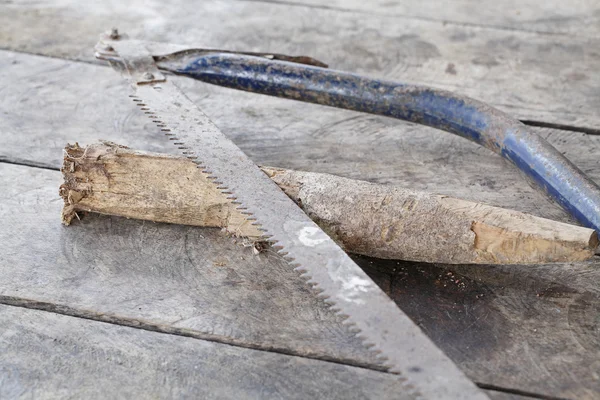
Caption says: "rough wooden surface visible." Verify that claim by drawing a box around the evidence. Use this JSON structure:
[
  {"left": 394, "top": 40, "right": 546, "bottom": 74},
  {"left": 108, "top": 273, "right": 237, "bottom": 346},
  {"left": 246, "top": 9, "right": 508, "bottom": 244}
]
[
  {"left": 61, "top": 142, "right": 597, "bottom": 264},
  {"left": 3, "top": 50, "right": 600, "bottom": 229},
  {"left": 3, "top": 162, "right": 600, "bottom": 398},
  {"left": 1, "top": 0, "right": 600, "bottom": 398},
  {"left": 285, "top": 0, "right": 600, "bottom": 36},
  {"left": 0, "top": 162, "right": 382, "bottom": 369},
  {"left": 0, "top": 304, "right": 412, "bottom": 400},
  {"left": 366, "top": 255, "right": 600, "bottom": 400},
  {"left": 1, "top": 0, "right": 600, "bottom": 130}
]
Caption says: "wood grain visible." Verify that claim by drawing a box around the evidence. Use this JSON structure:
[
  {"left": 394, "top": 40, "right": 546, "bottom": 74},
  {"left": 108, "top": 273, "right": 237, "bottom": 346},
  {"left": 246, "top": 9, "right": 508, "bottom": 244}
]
[
  {"left": 276, "top": 0, "right": 600, "bottom": 37},
  {"left": 1, "top": 0, "right": 600, "bottom": 129},
  {"left": 380, "top": 255, "right": 600, "bottom": 399},
  {"left": 2, "top": 50, "right": 600, "bottom": 229},
  {"left": 0, "top": 304, "right": 412, "bottom": 400}
]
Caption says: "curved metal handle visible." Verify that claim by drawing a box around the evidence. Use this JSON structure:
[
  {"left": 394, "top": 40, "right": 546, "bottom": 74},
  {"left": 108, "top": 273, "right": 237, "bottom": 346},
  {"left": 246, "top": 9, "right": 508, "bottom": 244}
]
[{"left": 159, "top": 52, "right": 600, "bottom": 233}]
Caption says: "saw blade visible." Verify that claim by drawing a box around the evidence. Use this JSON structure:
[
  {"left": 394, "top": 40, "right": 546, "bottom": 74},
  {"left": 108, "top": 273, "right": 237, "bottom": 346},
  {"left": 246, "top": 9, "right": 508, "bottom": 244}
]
[{"left": 99, "top": 38, "right": 489, "bottom": 400}]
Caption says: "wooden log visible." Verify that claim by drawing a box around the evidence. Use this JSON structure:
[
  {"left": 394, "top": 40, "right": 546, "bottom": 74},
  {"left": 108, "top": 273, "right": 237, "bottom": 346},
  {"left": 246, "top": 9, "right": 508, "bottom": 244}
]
[{"left": 60, "top": 142, "right": 598, "bottom": 264}]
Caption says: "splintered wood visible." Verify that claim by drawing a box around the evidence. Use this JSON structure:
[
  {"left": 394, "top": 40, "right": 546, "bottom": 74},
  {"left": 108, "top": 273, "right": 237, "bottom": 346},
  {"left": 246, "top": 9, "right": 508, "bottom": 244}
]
[{"left": 60, "top": 142, "right": 598, "bottom": 265}]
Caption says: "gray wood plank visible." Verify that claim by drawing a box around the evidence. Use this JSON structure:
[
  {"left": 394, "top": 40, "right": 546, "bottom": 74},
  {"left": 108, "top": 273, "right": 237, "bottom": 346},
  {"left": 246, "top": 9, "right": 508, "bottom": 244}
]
[
  {"left": 0, "top": 304, "right": 525, "bottom": 400},
  {"left": 1, "top": 0, "right": 600, "bottom": 129},
  {"left": 364, "top": 256, "right": 600, "bottom": 399},
  {"left": 0, "top": 162, "right": 380, "bottom": 369},
  {"left": 0, "top": 304, "right": 412, "bottom": 400},
  {"left": 1, "top": 50, "right": 599, "bottom": 227},
  {"left": 273, "top": 0, "right": 600, "bottom": 37}
]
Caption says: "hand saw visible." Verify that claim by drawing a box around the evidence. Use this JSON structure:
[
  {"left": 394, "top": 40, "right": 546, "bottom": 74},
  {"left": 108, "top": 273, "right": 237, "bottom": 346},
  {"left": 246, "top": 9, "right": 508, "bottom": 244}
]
[{"left": 95, "top": 32, "right": 595, "bottom": 400}]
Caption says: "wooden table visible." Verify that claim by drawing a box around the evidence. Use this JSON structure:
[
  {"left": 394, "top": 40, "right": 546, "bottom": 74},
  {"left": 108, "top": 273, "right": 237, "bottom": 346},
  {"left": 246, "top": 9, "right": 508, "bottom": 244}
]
[{"left": 1, "top": 1, "right": 599, "bottom": 399}]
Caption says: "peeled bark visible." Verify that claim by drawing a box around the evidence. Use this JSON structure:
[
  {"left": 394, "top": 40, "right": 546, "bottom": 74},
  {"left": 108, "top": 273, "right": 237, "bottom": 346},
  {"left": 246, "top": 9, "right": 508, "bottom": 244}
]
[{"left": 61, "top": 142, "right": 598, "bottom": 264}]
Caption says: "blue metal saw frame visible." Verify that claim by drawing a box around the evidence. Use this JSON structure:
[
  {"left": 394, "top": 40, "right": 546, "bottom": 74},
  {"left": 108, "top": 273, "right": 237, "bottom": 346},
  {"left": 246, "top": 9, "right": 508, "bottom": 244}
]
[{"left": 156, "top": 51, "right": 600, "bottom": 234}]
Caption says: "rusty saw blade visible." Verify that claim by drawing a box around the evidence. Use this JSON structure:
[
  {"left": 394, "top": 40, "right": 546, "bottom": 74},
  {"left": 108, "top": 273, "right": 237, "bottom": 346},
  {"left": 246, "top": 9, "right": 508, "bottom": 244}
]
[{"left": 95, "top": 36, "right": 489, "bottom": 400}]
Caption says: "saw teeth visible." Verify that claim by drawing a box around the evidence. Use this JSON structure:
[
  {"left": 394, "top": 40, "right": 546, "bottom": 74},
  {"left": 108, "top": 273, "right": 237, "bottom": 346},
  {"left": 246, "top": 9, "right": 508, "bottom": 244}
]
[{"left": 125, "top": 80, "right": 428, "bottom": 391}]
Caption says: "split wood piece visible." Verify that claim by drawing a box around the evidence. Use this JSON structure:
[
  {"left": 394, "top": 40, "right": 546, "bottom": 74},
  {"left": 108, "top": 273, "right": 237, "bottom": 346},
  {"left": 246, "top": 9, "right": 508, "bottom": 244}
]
[{"left": 60, "top": 142, "right": 598, "bottom": 265}]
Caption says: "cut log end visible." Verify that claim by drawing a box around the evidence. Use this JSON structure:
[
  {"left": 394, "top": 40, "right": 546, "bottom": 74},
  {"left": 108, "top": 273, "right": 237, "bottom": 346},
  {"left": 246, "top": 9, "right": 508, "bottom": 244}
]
[{"left": 59, "top": 142, "right": 264, "bottom": 238}]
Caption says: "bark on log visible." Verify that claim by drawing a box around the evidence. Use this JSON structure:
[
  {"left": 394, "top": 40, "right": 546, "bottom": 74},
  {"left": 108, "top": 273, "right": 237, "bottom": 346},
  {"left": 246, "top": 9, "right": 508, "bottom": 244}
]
[{"left": 60, "top": 142, "right": 598, "bottom": 264}]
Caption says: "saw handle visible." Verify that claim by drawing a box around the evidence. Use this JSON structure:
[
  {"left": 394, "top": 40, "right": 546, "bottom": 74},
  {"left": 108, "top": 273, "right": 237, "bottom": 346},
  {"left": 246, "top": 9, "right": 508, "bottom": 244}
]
[{"left": 158, "top": 52, "right": 600, "bottom": 234}]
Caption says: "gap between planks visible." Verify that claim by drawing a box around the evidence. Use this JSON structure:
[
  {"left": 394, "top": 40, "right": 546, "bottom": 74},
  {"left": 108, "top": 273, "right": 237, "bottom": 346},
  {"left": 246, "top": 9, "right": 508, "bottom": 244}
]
[
  {"left": 0, "top": 295, "right": 385, "bottom": 372},
  {"left": 233, "top": 0, "right": 571, "bottom": 37},
  {"left": 0, "top": 47, "right": 597, "bottom": 137},
  {"left": 477, "top": 384, "right": 569, "bottom": 400},
  {"left": 0, "top": 157, "right": 61, "bottom": 172},
  {"left": 0, "top": 292, "right": 549, "bottom": 400}
]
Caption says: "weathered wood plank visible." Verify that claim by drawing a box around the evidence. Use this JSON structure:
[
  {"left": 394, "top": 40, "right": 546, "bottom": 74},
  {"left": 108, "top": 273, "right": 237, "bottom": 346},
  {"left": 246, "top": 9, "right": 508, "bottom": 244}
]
[
  {"left": 0, "top": 162, "right": 380, "bottom": 369},
  {"left": 1, "top": 2, "right": 600, "bottom": 397},
  {"left": 367, "top": 256, "right": 600, "bottom": 399},
  {"left": 3, "top": 159, "right": 600, "bottom": 398},
  {"left": 0, "top": 304, "right": 412, "bottom": 400},
  {"left": 2, "top": 50, "right": 600, "bottom": 227},
  {"left": 278, "top": 0, "right": 600, "bottom": 37},
  {"left": 0, "top": 304, "right": 525, "bottom": 400},
  {"left": 1, "top": 0, "right": 600, "bottom": 129}
]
